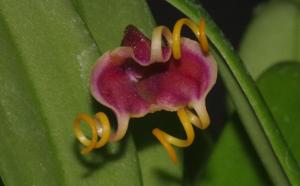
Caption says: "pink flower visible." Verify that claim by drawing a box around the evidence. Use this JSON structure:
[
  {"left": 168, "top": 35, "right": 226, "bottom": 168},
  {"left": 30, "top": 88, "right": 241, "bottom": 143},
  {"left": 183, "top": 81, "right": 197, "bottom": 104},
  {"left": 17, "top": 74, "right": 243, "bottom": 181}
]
[
  {"left": 74, "top": 18, "right": 217, "bottom": 162},
  {"left": 91, "top": 24, "right": 217, "bottom": 142}
]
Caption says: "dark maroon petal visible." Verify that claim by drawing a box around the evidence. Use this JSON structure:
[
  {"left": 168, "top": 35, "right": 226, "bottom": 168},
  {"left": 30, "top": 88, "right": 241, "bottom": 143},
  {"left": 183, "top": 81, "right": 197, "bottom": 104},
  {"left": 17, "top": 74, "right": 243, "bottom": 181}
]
[
  {"left": 121, "top": 25, "right": 151, "bottom": 65},
  {"left": 121, "top": 25, "right": 171, "bottom": 66}
]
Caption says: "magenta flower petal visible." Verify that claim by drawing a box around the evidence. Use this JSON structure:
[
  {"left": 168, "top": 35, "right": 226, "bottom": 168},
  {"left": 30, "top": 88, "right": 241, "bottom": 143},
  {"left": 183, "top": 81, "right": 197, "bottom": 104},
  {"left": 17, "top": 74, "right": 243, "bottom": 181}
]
[{"left": 91, "top": 26, "right": 217, "bottom": 141}]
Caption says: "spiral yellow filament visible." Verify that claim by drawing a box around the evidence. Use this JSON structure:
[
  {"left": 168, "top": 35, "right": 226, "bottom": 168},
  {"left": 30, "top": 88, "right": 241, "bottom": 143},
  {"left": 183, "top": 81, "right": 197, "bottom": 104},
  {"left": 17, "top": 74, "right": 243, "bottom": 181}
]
[
  {"left": 172, "top": 18, "right": 208, "bottom": 60},
  {"left": 152, "top": 108, "right": 195, "bottom": 163},
  {"left": 73, "top": 112, "right": 111, "bottom": 154},
  {"left": 94, "top": 112, "right": 111, "bottom": 148}
]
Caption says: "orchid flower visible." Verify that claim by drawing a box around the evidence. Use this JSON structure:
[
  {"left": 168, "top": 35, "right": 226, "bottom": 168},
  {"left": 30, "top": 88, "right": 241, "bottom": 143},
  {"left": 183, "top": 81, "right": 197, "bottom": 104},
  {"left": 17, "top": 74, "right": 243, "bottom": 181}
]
[{"left": 73, "top": 18, "right": 217, "bottom": 163}]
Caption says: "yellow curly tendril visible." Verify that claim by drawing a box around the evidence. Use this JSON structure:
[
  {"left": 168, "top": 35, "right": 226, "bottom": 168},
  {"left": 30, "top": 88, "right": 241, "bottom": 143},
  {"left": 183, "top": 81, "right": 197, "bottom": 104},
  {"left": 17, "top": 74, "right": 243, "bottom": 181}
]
[
  {"left": 73, "top": 112, "right": 111, "bottom": 154},
  {"left": 172, "top": 18, "right": 208, "bottom": 60},
  {"left": 152, "top": 108, "right": 195, "bottom": 163},
  {"left": 152, "top": 18, "right": 210, "bottom": 163}
]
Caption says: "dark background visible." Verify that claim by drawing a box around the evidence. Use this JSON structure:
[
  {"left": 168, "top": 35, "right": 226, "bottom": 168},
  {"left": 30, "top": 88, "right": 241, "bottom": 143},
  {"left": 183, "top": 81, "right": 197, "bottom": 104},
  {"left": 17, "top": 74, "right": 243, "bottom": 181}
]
[{"left": 147, "top": 0, "right": 265, "bottom": 48}]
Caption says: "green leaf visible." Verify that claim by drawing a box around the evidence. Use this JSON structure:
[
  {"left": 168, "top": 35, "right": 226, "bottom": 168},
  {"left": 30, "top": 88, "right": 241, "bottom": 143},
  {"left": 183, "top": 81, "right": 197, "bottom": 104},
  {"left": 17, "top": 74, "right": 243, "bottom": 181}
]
[
  {"left": 0, "top": 14, "right": 64, "bottom": 185},
  {"left": 240, "top": 1, "right": 300, "bottom": 78},
  {"left": 166, "top": 0, "right": 300, "bottom": 185},
  {"left": 186, "top": 62, "right": 300, "bottom": 185},
  {"left": 240, "top": 0, "right": 300, "bottom": 170},
  {"left": 257, "top": 62, "right": 300, "bottom": 164},
  {"left": 188, "top": 119, "right": 270, "bottom": 186},
  {"left": 72, "top": 0, "right": 155, "bottom": 50},
  {"left": 0, "top": 0, "right": 156, "bottom": 185}
]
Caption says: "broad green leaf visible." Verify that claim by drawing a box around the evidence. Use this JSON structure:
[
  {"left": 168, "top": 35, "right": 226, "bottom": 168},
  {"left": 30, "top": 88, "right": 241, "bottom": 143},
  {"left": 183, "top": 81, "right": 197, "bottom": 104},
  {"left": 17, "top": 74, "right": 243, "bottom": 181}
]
[
  {"left": 240, "top": 1, "right": 300, "bottom": 79},
  {"left": 166, "top": 0, "right": 300, "bottom": 185},
  {"left": 72, "top": 1, "right": 182, "bottom": 185},
  {"left": 257, "top": 62, "right": 300, "bottom": 164},
  {"left": 240, "top": 0, "right": 300, "bottom": 171},
  {"left": 0, "top": 15, "right": 64, "bottom": 185},
  {"left": 0, "top": 0, "right": 157, "bottom": 185},
  {"left": 72, "top": 0, "right": 155, "bottom": 50},
  {"left": 188, "top": 119, "right": 270, "bottom": 186},
  {"left": 187, "top": 62, "right": 300, "bottom": 185}
]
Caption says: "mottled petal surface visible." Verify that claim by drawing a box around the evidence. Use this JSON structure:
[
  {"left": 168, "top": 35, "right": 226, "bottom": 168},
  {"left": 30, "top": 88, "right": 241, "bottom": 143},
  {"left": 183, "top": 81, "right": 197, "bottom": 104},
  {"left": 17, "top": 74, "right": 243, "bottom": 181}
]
[{"left": 90, "top": 26, "right": 217, "bottom": 140}]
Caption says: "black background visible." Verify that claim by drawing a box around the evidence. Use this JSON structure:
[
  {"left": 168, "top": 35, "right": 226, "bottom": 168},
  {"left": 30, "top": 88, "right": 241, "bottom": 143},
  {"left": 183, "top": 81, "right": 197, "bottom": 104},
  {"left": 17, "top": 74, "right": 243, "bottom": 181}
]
[{"left": 147, "top": 0, "right": 265, "bottom": 48}]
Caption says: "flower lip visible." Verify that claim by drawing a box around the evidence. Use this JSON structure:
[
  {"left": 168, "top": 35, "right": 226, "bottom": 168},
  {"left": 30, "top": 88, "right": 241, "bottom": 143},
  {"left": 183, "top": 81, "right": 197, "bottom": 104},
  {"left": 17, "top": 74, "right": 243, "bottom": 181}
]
[{"left": 91, "top": 25, "right": 217, "bottom": 120}]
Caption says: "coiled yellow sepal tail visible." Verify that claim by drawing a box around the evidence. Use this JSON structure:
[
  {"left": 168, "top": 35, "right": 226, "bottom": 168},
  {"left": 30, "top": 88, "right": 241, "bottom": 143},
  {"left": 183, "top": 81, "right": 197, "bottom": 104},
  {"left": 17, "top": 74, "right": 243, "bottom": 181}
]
[
  {"left": 152, "top": 18, "right": 210, "bottom": 163},
  {"left": 172, "top": 18, "right": 209, "bottom": 60},
  {"left": 152, "top": 108, "right": 195, "bottom": 163},
  {"left": 73, "top": 112, "right": 111, "bottom": 154}
]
